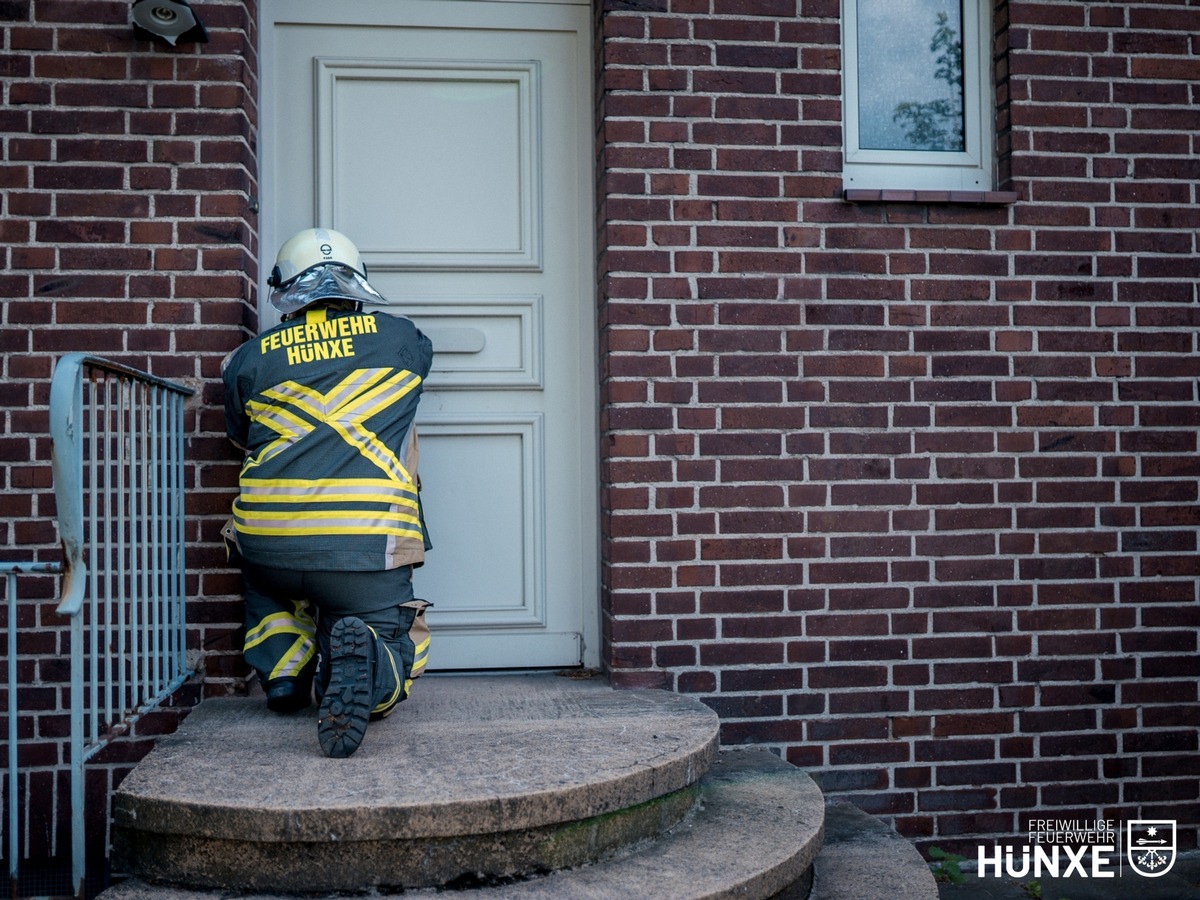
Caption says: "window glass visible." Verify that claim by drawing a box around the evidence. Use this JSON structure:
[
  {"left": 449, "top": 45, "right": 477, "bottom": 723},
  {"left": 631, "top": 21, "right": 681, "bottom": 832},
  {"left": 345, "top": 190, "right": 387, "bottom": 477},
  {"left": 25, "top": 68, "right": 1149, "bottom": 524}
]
[{"left": 855, "top": 0, "right": 965, "bottom": 153}]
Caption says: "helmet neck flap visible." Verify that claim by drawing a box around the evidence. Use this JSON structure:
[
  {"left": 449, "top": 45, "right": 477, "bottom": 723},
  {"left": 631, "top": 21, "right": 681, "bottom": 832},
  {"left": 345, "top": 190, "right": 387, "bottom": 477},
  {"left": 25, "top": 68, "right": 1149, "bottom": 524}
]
[{"left": 270, "top": 264, "right": 388, "bottom": 317}]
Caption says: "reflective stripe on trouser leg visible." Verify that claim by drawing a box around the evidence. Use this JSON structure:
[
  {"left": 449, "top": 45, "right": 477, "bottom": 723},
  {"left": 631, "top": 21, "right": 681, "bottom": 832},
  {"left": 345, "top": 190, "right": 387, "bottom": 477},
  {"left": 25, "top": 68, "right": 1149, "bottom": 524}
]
[
  {"left": 410, "top": 630, "right": 430, "bottom": 683},
  {"left": 243, "top": 597, "right": 317, "bottom": 684},
  {"left": 366, "top": 602, "right": 425, "bottom": 718}
]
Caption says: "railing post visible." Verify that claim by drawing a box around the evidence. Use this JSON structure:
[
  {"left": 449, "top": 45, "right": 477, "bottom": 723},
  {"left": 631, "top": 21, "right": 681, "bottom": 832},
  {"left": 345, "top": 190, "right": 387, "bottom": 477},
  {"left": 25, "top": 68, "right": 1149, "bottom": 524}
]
[
  {"left": 69, "top": 613, "right": 84, "bottom": 900},
  {"left": 2, "top": 563, "right": 63, "bottom": 900},
  {"left": 7, "top": 570, "right": 17, "bottom": 900}
]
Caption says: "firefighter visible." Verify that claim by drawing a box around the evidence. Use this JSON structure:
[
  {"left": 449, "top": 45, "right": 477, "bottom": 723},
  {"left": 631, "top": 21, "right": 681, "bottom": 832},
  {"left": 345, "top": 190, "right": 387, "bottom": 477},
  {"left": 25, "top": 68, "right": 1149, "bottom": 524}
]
[{"left": 222, "top": 227, "right": 433, "bottom": 758}]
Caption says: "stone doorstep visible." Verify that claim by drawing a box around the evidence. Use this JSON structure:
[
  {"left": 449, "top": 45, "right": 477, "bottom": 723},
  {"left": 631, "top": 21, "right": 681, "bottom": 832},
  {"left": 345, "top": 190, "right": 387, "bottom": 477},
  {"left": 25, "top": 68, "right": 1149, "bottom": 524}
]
[
  {"left": 808, "top": 800, "right": 939, "bottom": 900},
  {"left": 100, "top": 748, "right": 825, "bottom": 900},
  {"left": 113, "top": 676, "right": 719, "bottom": 841},
  {"left": 111, "top": 675, "right": 722, "bottom": 890},
  {"left": 116, "top": 781, "right": 708, "bottom": 893},
  {"left": 459, "top": 749, "right": 825, "bottom": 899}
]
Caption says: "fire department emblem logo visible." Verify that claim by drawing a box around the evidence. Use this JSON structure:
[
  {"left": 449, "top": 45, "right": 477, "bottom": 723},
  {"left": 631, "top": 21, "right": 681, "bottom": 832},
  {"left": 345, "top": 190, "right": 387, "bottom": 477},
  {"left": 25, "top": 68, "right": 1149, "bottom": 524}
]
[{"left": 1126, "top": 820, "right": 1176, "bottom": 877}]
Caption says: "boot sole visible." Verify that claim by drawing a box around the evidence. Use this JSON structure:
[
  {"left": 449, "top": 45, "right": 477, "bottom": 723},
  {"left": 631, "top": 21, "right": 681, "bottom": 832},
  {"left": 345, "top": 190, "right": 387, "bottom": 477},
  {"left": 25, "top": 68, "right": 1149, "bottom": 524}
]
[{"left": 318, "top": 617, "right": 373, "bottom": 758}]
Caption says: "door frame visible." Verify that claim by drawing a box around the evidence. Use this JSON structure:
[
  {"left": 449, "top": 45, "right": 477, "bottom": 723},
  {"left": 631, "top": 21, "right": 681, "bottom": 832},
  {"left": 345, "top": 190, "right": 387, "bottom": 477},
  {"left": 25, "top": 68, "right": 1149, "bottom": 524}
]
[{"left": 256, "top": 0, "right": 601, "bottom": 669}]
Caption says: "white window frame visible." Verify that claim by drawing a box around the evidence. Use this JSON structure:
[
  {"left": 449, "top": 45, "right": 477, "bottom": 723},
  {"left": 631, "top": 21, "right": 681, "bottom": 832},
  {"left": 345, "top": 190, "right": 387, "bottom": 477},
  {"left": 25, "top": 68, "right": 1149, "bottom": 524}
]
[{"left": 842, "top": 0, "right": 994, "bottom": 192}]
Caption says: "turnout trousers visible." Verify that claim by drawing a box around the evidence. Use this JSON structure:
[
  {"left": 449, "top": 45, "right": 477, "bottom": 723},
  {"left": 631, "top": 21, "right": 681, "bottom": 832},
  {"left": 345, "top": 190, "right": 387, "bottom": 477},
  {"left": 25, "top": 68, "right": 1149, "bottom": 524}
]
[{"left": 241, "top": 560, "right": 430, "bottom": 716}]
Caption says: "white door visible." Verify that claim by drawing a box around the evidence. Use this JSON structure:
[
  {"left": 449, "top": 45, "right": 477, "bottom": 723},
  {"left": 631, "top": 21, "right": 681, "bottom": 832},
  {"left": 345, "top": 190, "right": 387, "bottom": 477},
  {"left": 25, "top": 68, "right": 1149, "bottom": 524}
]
[{"left": 261, "top": 0, "right": 597, "bottom": 670}]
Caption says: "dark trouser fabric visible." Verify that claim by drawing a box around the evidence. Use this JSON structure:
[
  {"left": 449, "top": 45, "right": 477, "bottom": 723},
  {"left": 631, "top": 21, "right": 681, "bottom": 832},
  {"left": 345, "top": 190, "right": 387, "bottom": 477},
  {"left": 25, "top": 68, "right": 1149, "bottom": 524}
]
[{"left": 241, "top": 562, "right": 422, "bottom": 717}]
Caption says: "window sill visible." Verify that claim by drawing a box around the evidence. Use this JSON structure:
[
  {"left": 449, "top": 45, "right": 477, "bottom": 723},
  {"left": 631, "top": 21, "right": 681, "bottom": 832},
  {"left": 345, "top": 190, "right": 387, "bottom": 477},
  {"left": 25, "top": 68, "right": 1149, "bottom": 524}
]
[{"left": 843, "top": 189, "right": 1020, "bottom": 205}]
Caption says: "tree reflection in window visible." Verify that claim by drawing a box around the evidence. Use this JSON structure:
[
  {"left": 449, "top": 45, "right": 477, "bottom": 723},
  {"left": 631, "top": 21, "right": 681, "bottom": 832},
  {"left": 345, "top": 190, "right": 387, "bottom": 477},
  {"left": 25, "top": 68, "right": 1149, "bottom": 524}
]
[{"left": 857, "top": 0, "right": 965, "bottom": 152}]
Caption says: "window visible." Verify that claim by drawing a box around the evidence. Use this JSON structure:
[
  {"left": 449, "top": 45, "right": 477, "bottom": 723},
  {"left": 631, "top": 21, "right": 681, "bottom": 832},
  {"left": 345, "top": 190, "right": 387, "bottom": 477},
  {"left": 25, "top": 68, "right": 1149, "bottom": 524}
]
[{"left": 842, "top": 0, "right": 993, "bottom": 193}]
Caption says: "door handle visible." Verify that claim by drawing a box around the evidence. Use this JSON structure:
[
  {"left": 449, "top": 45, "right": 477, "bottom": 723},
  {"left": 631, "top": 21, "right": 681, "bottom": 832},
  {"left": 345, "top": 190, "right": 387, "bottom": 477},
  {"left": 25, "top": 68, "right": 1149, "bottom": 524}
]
[{"left": 426, "top": 327, "right": 486, "bottom": 354}]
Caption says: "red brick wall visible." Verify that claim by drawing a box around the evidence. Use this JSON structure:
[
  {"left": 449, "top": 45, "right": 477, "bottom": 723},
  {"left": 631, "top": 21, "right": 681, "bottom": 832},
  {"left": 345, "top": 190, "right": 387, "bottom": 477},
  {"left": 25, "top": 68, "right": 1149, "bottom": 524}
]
[
  {"left": 596, "top": 0, "right": 1199, "bottom": 852},
  {"left": 2, "top": 0, "right": 1197, "bottom": 870},
  {"left": 1, "top": 0, "right": 256, "bottom": 868}
]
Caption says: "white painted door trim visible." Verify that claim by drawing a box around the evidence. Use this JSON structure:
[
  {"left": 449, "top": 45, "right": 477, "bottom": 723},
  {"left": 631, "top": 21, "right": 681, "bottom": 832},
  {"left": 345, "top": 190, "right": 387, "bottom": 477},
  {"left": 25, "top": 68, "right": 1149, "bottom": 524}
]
[{"left": 258, "top": 0, "right": 599, "bottom": 670}]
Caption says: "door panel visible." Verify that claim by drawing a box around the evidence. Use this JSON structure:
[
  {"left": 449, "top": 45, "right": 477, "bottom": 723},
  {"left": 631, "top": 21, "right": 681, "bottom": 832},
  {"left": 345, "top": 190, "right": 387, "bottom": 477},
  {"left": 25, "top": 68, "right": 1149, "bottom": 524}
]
[
  {"left": 419, "top": 416, "right": 543, "bottom": 628},
  {"left": 408, "top": 296, "right": 542, "bottom": 389},
  {"left": 262, "top": 0, "right": 596, "bottom": 670},
  {"left": 315, "top": 57, "right": 541, "bottom": 269}
]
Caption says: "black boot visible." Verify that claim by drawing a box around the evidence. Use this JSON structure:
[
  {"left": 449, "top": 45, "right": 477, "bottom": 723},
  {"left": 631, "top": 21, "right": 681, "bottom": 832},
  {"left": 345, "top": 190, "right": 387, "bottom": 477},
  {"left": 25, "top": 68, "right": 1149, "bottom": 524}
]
[
  {"left": 318, "top": 617, "right": 375, "bottom": 758},
  {"left": 265, "top": 678, "right": 312, "bottom": 713}
]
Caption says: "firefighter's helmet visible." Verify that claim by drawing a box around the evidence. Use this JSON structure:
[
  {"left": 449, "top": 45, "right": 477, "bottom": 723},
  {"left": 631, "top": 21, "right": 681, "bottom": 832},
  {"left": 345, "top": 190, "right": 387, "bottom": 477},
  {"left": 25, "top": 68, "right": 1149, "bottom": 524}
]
[{"left": 267, "top": 228, "right": 367, "bottom": 289}]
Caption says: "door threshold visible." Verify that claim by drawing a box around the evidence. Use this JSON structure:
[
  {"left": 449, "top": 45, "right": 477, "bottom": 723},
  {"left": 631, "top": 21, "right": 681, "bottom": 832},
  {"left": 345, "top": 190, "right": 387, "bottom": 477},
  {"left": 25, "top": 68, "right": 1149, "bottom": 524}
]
[{"left": 424, "top": 666, "right": 605, "bottom": 680}]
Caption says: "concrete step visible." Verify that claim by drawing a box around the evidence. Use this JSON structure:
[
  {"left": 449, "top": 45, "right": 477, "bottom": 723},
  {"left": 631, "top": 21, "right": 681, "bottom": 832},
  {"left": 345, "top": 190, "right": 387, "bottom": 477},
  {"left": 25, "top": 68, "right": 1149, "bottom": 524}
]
[
  {"left": 102, "top": 747, "right": 825, "bottom": 900},
  {"left": 101, "top": 675, "right": 944, "bottom": 900},
  {"left": 111, "top": 675, "right": 719, "bottom": 892},
  {"left": 809, "top": 800, "right": 939, "bottom": 900}
]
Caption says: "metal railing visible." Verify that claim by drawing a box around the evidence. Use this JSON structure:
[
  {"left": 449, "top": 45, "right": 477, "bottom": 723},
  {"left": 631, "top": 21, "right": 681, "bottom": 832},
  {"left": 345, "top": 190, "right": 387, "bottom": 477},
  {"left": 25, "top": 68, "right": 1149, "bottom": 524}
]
[
  {"left": 42, "top": 353, "right": 195, "bottom": 899},
  {"left": 3, "top": 561, "right": 62, "bottom": 899}
]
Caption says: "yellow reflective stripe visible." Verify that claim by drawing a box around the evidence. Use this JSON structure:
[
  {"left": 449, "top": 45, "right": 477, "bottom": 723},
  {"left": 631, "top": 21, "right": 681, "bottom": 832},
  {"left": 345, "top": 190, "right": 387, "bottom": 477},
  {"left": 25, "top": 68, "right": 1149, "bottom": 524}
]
[
  {"left": 245, "top": 612, "right": 294, "bottom": 648},
  {"left": 329, "top": 419, "right": 410, "bottom": 483},
  {"left": 339, "top": 372, "right": 420, "bottom": 424},
  {"left": 239, "top": 491, "right": 419, "bottom": 508},
  {"left": 324, "top": 372, "right": 420, "bottom": 483},
  {"left": 234, "top": 506, "right": 421, "bottom": 525},
  {"left": 246, "top": 600, "right": 317, "bottom": 680},
  {"left": 367, "top": 624, "right": 403, "bottom": 715},
  {"left": 409, "top": 634, "right": 430, "bottom": 677},
  {"left": 260, "top": 385, "right": 326, "bottom": 422},
  {"left": 328, "top": 374, "right": 422, "bottom": 487},
  {"left": 235, "top": 522, "right": 424, "bottom": 538},
  {"left": 242, "top": 401, "right": 314, "bottom": 473},
  {"left": 273, "top": 379, "right": 330, "bottom": 407},
  {"left": 324, "top": 368, "right": 392, "bottom": 413},
  {"left": 269, "top": 635, "right": 316, "bottom": 680},
  {"left": 373, "top": 662, "right": 401, "bottom": 713},
  {"left": 245, "top": 610, "right": 316, "bottom": 650},
  {"left": 255, "top": 369, "right": 398, "bottom": 426},
  {"left": 266, "top": 370, "right": 381, "bottom": 416},
  {"left": 248, "top": 397, "right": 315, "bottom": 435},
  {"left": 242, "top": 368, "right": 423, "bottom": 485},
  {"left": 237, "top": 476, "right": 417, "bottom": 506},
  {"left": 271, "top": 370, "right": 387, "bottom": 418},
  {"left": 241, "top": 477, "right": 416, "bottom": 489},
  {"left": 241, "top": 441, "right": 283, "bottom": 473}
]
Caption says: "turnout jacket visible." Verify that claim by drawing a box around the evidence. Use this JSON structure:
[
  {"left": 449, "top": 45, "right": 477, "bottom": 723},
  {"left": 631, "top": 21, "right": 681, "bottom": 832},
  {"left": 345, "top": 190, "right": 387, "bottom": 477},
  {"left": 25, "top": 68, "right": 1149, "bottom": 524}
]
[{"left": 223, "top": 305, "right": 434, "bottom": 571}]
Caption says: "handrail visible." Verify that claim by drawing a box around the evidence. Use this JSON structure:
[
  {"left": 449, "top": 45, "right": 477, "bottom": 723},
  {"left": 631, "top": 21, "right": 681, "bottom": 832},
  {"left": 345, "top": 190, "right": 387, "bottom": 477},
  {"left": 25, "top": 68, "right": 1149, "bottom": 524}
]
[
  {"left": 50, "top": 354, "right": 195, "bottom": 619},
  {"left": 49, "top": 355, "right": 89, "bottom": 619},
  {"left": 45, "top": 353, "right": 195, "bottom": 900}
]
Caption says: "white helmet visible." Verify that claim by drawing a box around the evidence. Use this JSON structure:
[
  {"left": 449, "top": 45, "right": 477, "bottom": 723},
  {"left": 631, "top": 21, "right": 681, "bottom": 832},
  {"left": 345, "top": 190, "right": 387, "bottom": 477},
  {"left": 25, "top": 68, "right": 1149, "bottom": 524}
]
[{"left": 267, "top": 228, "right": 367, "bottom": 288}]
